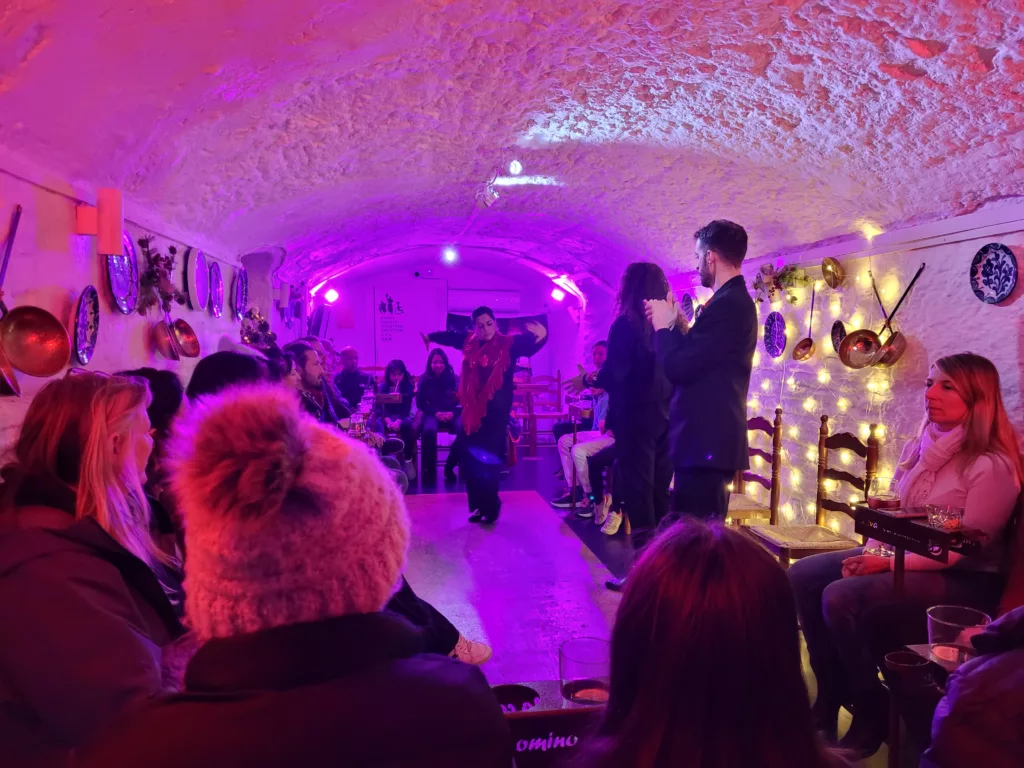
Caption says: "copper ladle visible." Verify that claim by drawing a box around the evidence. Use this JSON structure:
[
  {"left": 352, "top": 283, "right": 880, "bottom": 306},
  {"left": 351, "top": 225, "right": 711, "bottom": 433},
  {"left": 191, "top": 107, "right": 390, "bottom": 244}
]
[{"left": 793, "top": 285, "right": 816, "bottom": 361}]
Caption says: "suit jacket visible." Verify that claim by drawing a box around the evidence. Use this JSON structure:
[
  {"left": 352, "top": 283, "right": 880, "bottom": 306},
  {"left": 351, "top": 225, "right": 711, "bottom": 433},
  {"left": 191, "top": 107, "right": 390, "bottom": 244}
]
[{"left": 654, "top": 275, "right": 757, "bottom": 471}]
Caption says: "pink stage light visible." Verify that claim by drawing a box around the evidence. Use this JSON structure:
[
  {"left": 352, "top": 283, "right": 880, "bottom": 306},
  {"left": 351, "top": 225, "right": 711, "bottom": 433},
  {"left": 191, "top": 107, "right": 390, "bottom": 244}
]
[
  {"left": 550, "top": 287, "right": 566, "bottom": 301},
  {"left": 324, "top": 288, "right": 340, "bottom": 304}
]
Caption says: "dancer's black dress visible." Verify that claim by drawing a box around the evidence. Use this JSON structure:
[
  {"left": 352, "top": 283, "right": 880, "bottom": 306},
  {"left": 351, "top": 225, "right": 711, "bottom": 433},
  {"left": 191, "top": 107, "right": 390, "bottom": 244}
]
[{"left": 427, "top": 327, "right": 547, "bottom": 521}]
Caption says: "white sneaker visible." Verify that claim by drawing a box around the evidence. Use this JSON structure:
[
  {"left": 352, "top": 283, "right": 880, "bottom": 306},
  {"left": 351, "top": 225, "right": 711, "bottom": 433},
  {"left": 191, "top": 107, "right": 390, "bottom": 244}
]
[
  {"left": 601, "top": 511, "right": 623, "bottom": 536},
  {"left": 593, "top": 496, "right": 612, "bottom": 526},
  {"left": 450, "top": 635, "right": 492, "bottom": 665}
]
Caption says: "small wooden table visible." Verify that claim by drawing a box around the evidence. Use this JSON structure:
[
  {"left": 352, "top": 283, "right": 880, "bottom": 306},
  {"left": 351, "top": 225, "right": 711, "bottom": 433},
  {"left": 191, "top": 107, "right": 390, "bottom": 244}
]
[
  {"left": 853, "top": 505, "right": 986, "bottom": 595},
  {"left": 567, "top": 402, "right": 593, "bottom": 511}
]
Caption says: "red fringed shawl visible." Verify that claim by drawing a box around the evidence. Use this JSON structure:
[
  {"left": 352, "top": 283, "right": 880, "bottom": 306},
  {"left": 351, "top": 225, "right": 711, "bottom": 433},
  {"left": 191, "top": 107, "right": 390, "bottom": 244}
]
[{"left": 458, "top": 332, "right": 514, "bottom": 435}]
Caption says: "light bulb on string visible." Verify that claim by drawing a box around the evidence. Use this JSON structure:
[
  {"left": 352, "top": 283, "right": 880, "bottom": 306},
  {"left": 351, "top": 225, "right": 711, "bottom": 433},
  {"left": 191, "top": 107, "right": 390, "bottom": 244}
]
[{"left": 788, "top": 425, "right": 800, "bottom": 439}]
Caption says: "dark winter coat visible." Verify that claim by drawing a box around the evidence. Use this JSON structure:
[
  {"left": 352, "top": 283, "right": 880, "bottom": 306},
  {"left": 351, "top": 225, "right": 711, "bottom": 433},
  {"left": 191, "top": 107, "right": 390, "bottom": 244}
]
[
  {"left": 79, "top": 613, "right": 513, "bottom": 768},
  {"left": 921, "top": 606, "right": 1024, "bottom": 768},
  {"left": 0, "top": 478, "right": 186, "bottom": 766},
  {"left": 415, "top": 372, "right": 460, "bottom": 418}
]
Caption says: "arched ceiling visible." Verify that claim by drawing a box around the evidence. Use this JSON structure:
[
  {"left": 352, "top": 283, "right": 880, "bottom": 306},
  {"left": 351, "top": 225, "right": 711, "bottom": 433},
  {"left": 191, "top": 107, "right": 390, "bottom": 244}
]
[{"left": 1, "top": 0, "right": 1022, "bottom": 286}]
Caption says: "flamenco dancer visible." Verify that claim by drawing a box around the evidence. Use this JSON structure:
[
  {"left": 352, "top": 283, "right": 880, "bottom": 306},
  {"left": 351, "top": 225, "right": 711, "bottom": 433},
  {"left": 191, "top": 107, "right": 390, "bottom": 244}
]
[{"left": 424, "top": 307, "right": 547, "bottom": 523}]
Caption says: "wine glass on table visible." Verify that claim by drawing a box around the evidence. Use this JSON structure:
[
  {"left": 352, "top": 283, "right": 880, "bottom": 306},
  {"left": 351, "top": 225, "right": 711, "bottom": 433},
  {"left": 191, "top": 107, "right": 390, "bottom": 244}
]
[{"left": 865, "top": 477, "right": 899, "bottom": 556}]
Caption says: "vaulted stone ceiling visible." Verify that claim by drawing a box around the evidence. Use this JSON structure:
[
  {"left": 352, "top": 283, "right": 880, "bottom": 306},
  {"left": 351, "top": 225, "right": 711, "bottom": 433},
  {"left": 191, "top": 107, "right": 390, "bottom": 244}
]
[{"left": 1, "top": 0, "right": 1021, "bottom": 287}]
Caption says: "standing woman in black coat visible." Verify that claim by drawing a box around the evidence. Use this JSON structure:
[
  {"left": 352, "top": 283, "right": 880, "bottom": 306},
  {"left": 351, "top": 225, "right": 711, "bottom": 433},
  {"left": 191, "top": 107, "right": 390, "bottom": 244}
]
[
  {"left": 424, "top": 306, "right": 547, "bottom": 523},
  {"left": 567, "top": 263, "right": 676, "bottom": 590},
  {"left": 416, "top": 348, "right": 461, "bottom": 483}
]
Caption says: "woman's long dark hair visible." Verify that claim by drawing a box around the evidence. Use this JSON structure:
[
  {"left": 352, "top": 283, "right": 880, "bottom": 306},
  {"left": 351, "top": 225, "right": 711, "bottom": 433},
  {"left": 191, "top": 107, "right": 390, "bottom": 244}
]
[
  {"left": 423, "top": 348, "right": 455, "bottom": 381},
  {"left": 578, "top": 522, "right": 833, "bottom": 768},
  {"left": 383, "top": 358, "right": 414, "bottom": 393},
  {"left": 616, "top": 262, "right": 670, "bottom": 342}
]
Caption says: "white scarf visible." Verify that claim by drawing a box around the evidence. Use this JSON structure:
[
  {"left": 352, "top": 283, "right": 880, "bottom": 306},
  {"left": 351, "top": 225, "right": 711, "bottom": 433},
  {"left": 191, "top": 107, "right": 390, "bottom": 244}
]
[{"left": 895, "top": 423, "right": 965, "bottom": 507}]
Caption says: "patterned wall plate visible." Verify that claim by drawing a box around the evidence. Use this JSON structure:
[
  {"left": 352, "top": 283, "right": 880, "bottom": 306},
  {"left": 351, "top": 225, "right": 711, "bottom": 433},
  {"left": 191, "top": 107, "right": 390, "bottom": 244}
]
[
  {"left": 763, "top": 311, "right": 787, "bottom": 358},
  {"left": 107, "top": 231, "right": 139, "bottom": 315},
  {"left": 681, "top": 293, "right": 695, "bottom": 323},
  {"left": 830, "top": 320, "right": 847, "bottom": 353},
  {"left": 186, "top": 249, "right": 210, "bottom": 311},
  {"left": 209, "top": 261, "right": 224, "bottom": 318},
  {"left": 233, "top": 266, "right": 249, "bottom": 320},
  {"left": 74, "top": 285, "right": 100, "bottom": 365},
  {"left": 970, "top": 243, "right": 1017, "bottom": 304}
]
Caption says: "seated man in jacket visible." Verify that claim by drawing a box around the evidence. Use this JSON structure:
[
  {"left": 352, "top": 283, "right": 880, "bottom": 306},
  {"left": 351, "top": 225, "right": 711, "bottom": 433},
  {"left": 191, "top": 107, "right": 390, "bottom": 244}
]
[
  {"left": 80, "top": 385, "right": 511, "bottom": 768},
  {"left": 334, "top": 346, "right": 378, "bottom": 410}
]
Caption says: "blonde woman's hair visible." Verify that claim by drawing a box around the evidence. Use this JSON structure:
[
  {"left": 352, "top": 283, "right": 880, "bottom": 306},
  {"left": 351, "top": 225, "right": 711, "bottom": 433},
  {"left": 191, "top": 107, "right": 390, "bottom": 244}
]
[
  {"left": 3, "top": 370, "right": 165, "bottom": 566},
  {"left": 927, "top": 353, "right": 1024, "bottom": 483}
]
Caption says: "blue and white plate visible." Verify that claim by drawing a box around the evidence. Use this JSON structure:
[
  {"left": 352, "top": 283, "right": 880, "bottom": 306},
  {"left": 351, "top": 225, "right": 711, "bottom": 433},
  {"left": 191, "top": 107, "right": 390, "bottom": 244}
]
[
  {"left": 763, "top": 311, "right": 787, "bottom": 358},
  {"left": 970, "top": 243, "right": 1017, "bottom": 304},
  {"left": 681, "top": 293, "right": 695, "bottom": 323},
  {"left": 74, "top": 286, "right": 99, "bottom": 365}
]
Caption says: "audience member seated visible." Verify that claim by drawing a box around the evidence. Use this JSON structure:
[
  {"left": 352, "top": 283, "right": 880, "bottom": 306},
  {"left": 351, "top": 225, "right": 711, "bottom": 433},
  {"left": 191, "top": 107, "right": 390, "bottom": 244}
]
[
  {"left": 574, "top": 521, "right": 843, "bottom": 768},
  {"left": 415, "top": 348, "right": 461, "bottom": 483},
  {"left": 294, "top": 335, "right": 351, "bottom": 417},
  {"left": 283, "top": 341, "right": 350, "bottom": 422},
  {"left": 180, "top": 350, "right": 488, "bottom": 662},
  {"left": 788, "top": 352, "right": 1023, "bottom": 759},
  {"left": 335, "top": 345, "right": 378, "bottom": 409},
  {"left": 921, "top": 604, "right": 1024, "bottom": 768},
  {"left": 589, "top": 441, "right": 620, "bottom": 535},
  {"left": 0, "top": 372, "right": 188, "bottom": 765},
  {"left": 117, "top": 367, "right": 188, "bottom": 601},
  {"left": 80, "top": 385, "right": 511, "bottom": 768},
  {"left": 377, "top": 358, "right": 418, "bottom": 474},
  {"left": 550, "top": 340, "right": 607, "bottom": 448},
  {"left": 552, "top": 390, "right": 613, "bottom": 512}
]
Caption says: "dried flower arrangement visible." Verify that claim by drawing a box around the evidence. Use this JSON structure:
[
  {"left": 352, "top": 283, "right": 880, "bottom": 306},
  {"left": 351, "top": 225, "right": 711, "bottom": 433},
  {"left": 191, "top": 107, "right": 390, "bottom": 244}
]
[
  {"left": 136, "top": 237, "right": 188, "bottom": 316},
  {"left": 240, "top": 306, "right": 277, "bottom": 350}
]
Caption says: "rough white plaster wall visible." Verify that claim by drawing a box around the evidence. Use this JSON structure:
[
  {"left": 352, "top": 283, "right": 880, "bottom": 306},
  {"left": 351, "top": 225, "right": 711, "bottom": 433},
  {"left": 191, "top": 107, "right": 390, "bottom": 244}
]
[
  {"left": 730, "top": 231, "right": 1024, "bottom": 534},
  {"left": 1, "top": 0, "right": 1022, "bottom": 286},
  {"left": 0, "top": 173, "right": 247, "bottom": 449}
]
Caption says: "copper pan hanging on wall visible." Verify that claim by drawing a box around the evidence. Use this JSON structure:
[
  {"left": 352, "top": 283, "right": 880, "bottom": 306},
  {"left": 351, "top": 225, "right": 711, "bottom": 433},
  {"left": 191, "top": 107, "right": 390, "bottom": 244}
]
[
  {"left": 0, "top": 204, "right": 70, "bottom": 379},
  {"left": 838, "top": 264, "right": 925, "bottom": 370},
  {"left": 792, "top": 285, "right": 816, "bottom": 361}
]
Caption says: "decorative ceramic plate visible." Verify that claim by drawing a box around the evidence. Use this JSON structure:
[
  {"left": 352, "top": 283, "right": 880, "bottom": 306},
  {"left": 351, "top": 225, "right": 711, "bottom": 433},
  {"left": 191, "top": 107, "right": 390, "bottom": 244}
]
[
  {"left": 830, "top": 320, "right": 847, "bottom": 353},
  {"left": 970, "top": 243, "right": 1017, "bottom": 304},
  {"left": 107, "top": 232, "right": 139, "bottom": 315},
  {"left": 73, "top": 286, "right": 100, "bottom": 365},
  {"left": 186, "top": 249, "right": 210, "bottom": 311},
  {"left": 763, "top": 311, "right": 787, "bottom": 358},
  {"left": 681, "top": 293, "right": 695, "bottom": 323},
  {"left": 233, "top": 266, "right": 249, "bottom": 320},
  {"left": 209, "top": 261, "right": 224, "bottom": 318}
]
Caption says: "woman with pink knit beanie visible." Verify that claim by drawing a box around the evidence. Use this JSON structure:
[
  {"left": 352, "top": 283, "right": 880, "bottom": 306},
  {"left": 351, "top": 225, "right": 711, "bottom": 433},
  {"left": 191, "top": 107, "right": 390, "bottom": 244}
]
[{"left": 81, "top": 385, "right": 512, "bottom": 768}]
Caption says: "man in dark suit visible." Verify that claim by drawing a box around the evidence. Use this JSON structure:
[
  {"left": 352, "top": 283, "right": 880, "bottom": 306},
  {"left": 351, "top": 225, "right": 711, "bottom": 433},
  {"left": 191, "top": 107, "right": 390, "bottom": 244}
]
[{"left": 645, "top": 220, "right": 757, "bottom": 521}]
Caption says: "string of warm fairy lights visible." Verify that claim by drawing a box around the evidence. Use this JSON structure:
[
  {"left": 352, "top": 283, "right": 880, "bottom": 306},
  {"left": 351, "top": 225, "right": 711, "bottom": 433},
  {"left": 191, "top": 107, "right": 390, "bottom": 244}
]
[{"left": 732, "top": 259, "right": 910, "bottom": 534}]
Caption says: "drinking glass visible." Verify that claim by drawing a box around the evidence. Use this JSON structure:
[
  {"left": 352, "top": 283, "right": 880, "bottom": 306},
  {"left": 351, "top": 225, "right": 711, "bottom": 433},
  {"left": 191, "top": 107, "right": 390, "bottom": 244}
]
[
  {"left": 867, "top": 476, "right": 900, "bottom": 511},
  {"left": 927, "top": 605, "right": 990, "bottom": 666},
  {"left": 927, "top": 505, "right": 965, "bottom": 531},
  {"left": 559, "top": 637, "right": 610, "bottom": 704}
]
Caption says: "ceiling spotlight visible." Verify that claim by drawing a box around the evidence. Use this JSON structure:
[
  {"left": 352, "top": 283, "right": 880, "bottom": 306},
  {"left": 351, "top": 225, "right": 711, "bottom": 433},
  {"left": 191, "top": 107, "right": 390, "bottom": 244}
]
[
  {"left": 550, "top": 287, "right": 566, "bottom": 302},
  {"left": 324, "top": 288, "right": 339, "bottom": 304},
  {"left": 442, "top": 247, "right": 458, "bottom": 264},
  {"left": 509, "top": 159, "right": 523, "bottom": 176}
]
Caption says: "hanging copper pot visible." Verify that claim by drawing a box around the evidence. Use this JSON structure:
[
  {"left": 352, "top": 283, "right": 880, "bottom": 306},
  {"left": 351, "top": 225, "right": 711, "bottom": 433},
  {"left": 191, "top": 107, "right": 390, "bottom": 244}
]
[
  {"left": 838, "top": 264, "right": 925, "bottom": 369},
  {"left": 792, "top": 285, "right": 816, "bottom": 361}
]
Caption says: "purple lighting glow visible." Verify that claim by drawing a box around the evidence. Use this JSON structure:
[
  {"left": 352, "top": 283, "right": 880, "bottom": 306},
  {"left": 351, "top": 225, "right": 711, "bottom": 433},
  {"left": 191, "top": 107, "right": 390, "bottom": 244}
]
[
  {"left": 324, "top": 288, "right": 340, "bottom": 304},
  {"left": 550, "top": 287, "right": 566, "bottom": 302}
]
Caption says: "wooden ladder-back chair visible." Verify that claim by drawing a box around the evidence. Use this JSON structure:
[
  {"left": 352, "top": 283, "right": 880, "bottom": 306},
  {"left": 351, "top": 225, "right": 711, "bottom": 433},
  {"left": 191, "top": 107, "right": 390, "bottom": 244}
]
[
  {"left": 745, "top": 414, "right": 874, "bottom": 568},
  {"left": 726, "top": 408, "right": 782, "bottom": 526},
  {"left": 518, "top": 370, "right": 568, "bottom": 456}
]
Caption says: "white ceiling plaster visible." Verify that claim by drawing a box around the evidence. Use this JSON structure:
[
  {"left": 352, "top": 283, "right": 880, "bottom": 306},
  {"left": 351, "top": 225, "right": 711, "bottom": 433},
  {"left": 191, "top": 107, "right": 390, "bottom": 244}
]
[{"left": 1, "top": 0, "right": 1022, "bottom": 285}]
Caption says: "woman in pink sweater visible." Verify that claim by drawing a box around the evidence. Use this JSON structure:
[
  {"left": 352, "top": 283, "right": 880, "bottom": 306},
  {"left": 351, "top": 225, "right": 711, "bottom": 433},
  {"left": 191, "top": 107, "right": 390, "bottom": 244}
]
[{"left": 789, "top": 353, "right": 1023, "bottom": 760}]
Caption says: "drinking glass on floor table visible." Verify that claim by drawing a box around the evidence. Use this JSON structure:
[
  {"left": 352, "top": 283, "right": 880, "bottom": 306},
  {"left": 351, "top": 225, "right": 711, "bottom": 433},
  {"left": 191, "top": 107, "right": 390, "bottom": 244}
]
[
  {"left": 559, "top": 637, "right": 610, "bottom": 704},
  {"left": 927, "top": 505, "right": 965, "bottom": 531},
  {"left": 927, "top": 605, "right": 990, "bottom": 666}
]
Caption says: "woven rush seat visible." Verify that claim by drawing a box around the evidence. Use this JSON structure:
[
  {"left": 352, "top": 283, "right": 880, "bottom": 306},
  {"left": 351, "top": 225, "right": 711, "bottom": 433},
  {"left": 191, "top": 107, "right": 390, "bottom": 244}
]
[
  {"left": 746, "top": 524, "right": 858, "bottom": 549},
  {"left": 727, "top": 493, "right": 772, "bottom": 523}
]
